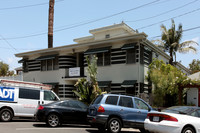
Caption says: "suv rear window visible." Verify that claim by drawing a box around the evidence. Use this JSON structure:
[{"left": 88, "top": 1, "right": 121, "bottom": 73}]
[
  {"left": 105, "top": 96, "right": 118, "bottom": 105},
  {"left": 92, "top": 95, "right": 103, "bottom": 104}
]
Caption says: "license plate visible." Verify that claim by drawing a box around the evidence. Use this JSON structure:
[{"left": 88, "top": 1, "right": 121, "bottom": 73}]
[{"left": 153, "top": 116, "right": 159, "bottom": 122}]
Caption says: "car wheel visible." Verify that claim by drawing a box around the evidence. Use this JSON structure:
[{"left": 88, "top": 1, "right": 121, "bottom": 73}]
[
  {"left": 107, "top": 117, "right": 122, "bottom": 133},
  {"left": 182, "top": 127, "right": 195, "bottom": 133},
  {"left": 139, "top": 128, "right": 150, "bottom": 133},
  {"left": 46, "top": 113, "right": 60, "bottom": 127},
  {"left": 0, "top": 108, "right": 13, "bottom": 122}
]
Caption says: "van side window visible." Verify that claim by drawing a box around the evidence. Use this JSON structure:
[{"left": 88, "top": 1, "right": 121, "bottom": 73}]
[
  {"left": 105, "top": 96, "right": 118, "bottom": 105},
  {"left": 119, "top": 97, "right": 133, "bottom": 108},
  {"left": 44, "top": 91, "right": 58, "bottom": 101},
  {"left": 19, "top": 88, "right": 40, "bottom": 100}
]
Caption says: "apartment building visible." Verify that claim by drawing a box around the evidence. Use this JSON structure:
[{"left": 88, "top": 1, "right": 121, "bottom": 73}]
[{"left": 15, "top": 23, "right": 190, "bottom": 101}]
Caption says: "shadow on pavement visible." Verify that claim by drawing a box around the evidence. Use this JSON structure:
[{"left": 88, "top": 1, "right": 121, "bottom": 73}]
[
  {"left": 33, "top": 123, "right": 91, "bottom": 128},
  {"left": 86, "top": 129, "right": 139, "bottom": 133}
]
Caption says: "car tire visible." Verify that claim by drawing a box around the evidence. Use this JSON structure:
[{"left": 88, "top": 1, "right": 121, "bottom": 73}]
[
  {"left": 139, "top": 128, "right": 150, "bottom": 133},
  {"left": 97, "top": 125, "right": 106, "bottom": 132},
  {"left": 0, "top": 108, "right": 13, "bottom": 122},
  {"left": 182, "top": 127, "right": 195, "bottom": 133},
  {"left": 107, "top": 117, "right": 122, "bottom": 133},
  {"left": 46, "top": 113, "right": 60, "bottom": 127}
]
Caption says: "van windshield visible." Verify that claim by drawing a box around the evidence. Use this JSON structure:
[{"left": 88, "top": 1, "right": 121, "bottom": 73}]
[{"left": 44, "top": 91, "right": 59, "bottom": 101}]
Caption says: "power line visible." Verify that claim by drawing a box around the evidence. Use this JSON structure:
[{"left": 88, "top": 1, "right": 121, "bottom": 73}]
[
  {"left": 125, "top": 0, "right": 199, "bottom": 23},
  {"left": 149, "top": 26, "right": 200, "bottom": 39},
  {"left": 0, "top": 35, "right": 18, "bottom": 52},
  {"left": 0, "top": 0, "right": 64, "bottom": 11},
  {"left": 137, "top": 7, "right": 200, "bottom": 30},
  {"left": 0, "top": 0, "right": 161, "bottom": 40}
]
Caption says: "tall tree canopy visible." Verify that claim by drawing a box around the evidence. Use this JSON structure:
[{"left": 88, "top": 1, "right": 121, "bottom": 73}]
[
  {"left": 147, "top": 59, "right": 200, "bottom": 106},
  {"left": 153, "top": 19, "right": 198, "bottom": 65},
  {"left": 0, "top": 61, "right": 14, "bottom": 76},
  {"left": 189, "top": 59, "right": 200, "bottom": 74}
]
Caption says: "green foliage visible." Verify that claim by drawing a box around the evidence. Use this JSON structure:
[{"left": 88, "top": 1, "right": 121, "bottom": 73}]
[
  {"left": 0, "top": 61, "right": 14, "bottom": 76},
  {"left": 73, "top": 55, "right": 105, "bottom": 105},
  {"left": 153, "top": 19, "right": 198, "bottom": 65},
  {"left": 147, "top": 59, "right": 200, "bottom": 106},
  {"left": 189, "top": 59, "right": 200, "bottom": 74}
]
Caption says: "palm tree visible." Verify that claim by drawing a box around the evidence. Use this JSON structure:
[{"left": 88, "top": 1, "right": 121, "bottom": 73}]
[{"left": 152, "top": 19, "right": 198, "bottom": 65}]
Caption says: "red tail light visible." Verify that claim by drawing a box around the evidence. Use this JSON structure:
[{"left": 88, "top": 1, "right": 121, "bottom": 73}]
[
  {"left": 147, "top": 113, "right": 178, "bottom": 122},
  {"left": 38, "top": 105, "right": 44, "bottom": 110},
  {"left": 97, "top": 106, "right": 105, "bottom": 112}
]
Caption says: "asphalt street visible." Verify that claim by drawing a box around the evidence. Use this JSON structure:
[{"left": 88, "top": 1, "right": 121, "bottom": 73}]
[{"left": 0, "top": 119, "right": 140, "bottom": 133}]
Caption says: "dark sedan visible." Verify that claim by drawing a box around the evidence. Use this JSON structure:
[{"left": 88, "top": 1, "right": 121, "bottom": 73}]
[{"left": 36, "top": 100, "right": 88, "bottom": 127}]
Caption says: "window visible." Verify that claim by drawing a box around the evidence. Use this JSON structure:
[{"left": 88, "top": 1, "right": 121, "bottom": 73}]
[
  {"left": 97, "top": 53, "right": 103, "bottom": 66},
  {"left": 126, "top": 49, "right": 135, "bottom": 64},
  {"left": 60, "top": 100, "right": 87, "bottom": 109},
  {"left": 19, "top": 88, "right": 40, "bottom": 100},
  {"left": 92, "top": 95, "right": 103, "bottom": 104},
  {"left": 119, "top": 97, "right": 133, "bottom": 108},
  {"left": 96, "top": 52, "right": 110, "bottom": 66},
  {"left": 44, "top": 91, "right": 58, "bottom": 101},
  {"left": 134, "top": 98, "right": 149, "bottom": 110},
  {"left": 41, "top": 57, "right": 59, "bottom": 71},
  {"left": 47, "top": 59, "right": 53, "bottom": 70},
  {"left": 105, "top": 34, "right": 110, "bottom": 38},
  {"left": 105, "top": 96, "right": 118, "bottom": 105}
]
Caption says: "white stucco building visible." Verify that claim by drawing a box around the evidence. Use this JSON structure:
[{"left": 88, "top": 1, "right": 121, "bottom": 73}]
[{"left": 15, "top": 23, "right": 190, "bottom": 102}]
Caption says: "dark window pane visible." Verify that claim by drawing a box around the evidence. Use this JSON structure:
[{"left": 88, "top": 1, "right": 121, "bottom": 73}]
[
  {"left": 92, "top": 95, "right": 103, "bottom": 104},
  {"left": 127, "top": 49, "right": 135, "bottom": 64},
  {"left": 105, "top": 96, "right": 118, "bottom": 105},
  {"left": 104, "top": 52, "right": 111, "bottom": 66},
  {"left": 97, "top": 53, "right": 103, "bottom": 66},
  {"left": 41, "top": 60, "right": 46, "bottom": 71},
  {"left": 119, "top": 97, "right": 133, "bottom": 108},
  {"left": 44, "top": 91, "right": 58, "bottom": 101},
  {"left": 47, "top": 59, "right": 53, "bottom": 71},
  {"left": 53, "top": 57, "right": 59, "bottom": 70},
  {"left": 19, "top": 88, "right": 40, "bottom": 100}
]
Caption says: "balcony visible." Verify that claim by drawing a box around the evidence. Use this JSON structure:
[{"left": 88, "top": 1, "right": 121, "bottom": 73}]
[{"left": 62, "top": 67, "right": 86, "bottom": 81}]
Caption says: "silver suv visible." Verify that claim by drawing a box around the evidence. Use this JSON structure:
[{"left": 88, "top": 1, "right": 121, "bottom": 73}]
[{"left": 87, "top": 94, "right": 153, "bottom": 133}]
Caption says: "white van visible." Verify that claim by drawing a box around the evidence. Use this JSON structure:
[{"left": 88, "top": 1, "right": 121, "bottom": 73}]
[{"left": 0, "top": 80, "right": 60, "bottom": 122}]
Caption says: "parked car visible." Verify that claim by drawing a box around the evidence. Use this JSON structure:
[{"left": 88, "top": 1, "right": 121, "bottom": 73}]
[
  {"left": 87, "top": 94, "right": 153, "bottom": 133},
  {"left": 0, "top": 82, "right": 60, "bottom": 122},
  {"left": 36, "top": 100, "right": 88, "bottom": 127},
  {"left": 144, "top": 106, "right": 200, "bottom": 133}
]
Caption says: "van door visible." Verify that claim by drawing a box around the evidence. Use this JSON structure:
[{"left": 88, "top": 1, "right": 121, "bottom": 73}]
[
  {"left": 17, "top": 88, "right": 41, "bottom": 117},
  {"left": 41, "top": 90, "right": 59, "bottom": 105}
]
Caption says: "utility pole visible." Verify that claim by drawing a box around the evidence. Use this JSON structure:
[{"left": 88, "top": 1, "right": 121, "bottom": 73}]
[{"left": 48, "top": 0, "right": 55, "bottom": 48}]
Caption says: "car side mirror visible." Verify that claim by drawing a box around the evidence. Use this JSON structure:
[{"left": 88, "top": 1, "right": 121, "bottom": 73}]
[{"left": 148, "top": 108, "right": 151, "bottom": 112}]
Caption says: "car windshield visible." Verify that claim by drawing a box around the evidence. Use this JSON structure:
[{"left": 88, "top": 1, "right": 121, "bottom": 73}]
[{"left": 162, "top": 106, "right": 195, "bottom": 115}]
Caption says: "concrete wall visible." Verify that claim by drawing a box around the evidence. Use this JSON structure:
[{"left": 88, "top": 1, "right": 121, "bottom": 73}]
[{"left": 96, "top": 64, "right": 140, "bottom": 83}]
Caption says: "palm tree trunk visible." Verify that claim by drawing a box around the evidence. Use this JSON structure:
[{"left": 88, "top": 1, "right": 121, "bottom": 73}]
[{"left": 169, "top": 50, "right": 173, "bottom": 65}]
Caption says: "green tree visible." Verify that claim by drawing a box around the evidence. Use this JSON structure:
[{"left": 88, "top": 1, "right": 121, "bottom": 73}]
[
  {"left": 0, "top": 61, "right": 14, "bottom": 76},
  {"left": 153, "top": 19, "right": 198, "bottom": 65},
  {"left": 73, "top": 55, "right": 104, "bottom": 105},
  {"left": 189, "top": 59, "right": 200, "bottom": 74},
  {"left": 147, "top": 59, "right": 200, "bottom": 106}
]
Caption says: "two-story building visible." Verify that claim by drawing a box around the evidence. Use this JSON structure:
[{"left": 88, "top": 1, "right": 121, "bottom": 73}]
[{"left": 15, "top": 23, "right": 190, "bottom": 102}]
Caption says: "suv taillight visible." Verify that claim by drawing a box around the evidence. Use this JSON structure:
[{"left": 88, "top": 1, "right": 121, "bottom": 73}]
[
  {"left": 97, "top": 106, "right": 105, "bottom": 112},
  {"left": 38, "top": 105, "right": 44, "bottom": 110}
]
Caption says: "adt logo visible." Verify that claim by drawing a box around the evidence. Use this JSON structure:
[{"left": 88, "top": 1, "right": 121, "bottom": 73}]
[{"left": 0, "top": 86, "right": 15, "bottom": 102}]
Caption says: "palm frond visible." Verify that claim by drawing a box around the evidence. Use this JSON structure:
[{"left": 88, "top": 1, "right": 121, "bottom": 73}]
[
  {"left": 179, "top": 41, "right": 199, "bottom": 48},
  {"left": 178, "top": 46, "right": 197, "bottom": 54}
]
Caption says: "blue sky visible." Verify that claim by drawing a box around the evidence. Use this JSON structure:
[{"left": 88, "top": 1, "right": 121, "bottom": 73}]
[{"left": 0, "top": 0, "right": 200, "bottom": 70}]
